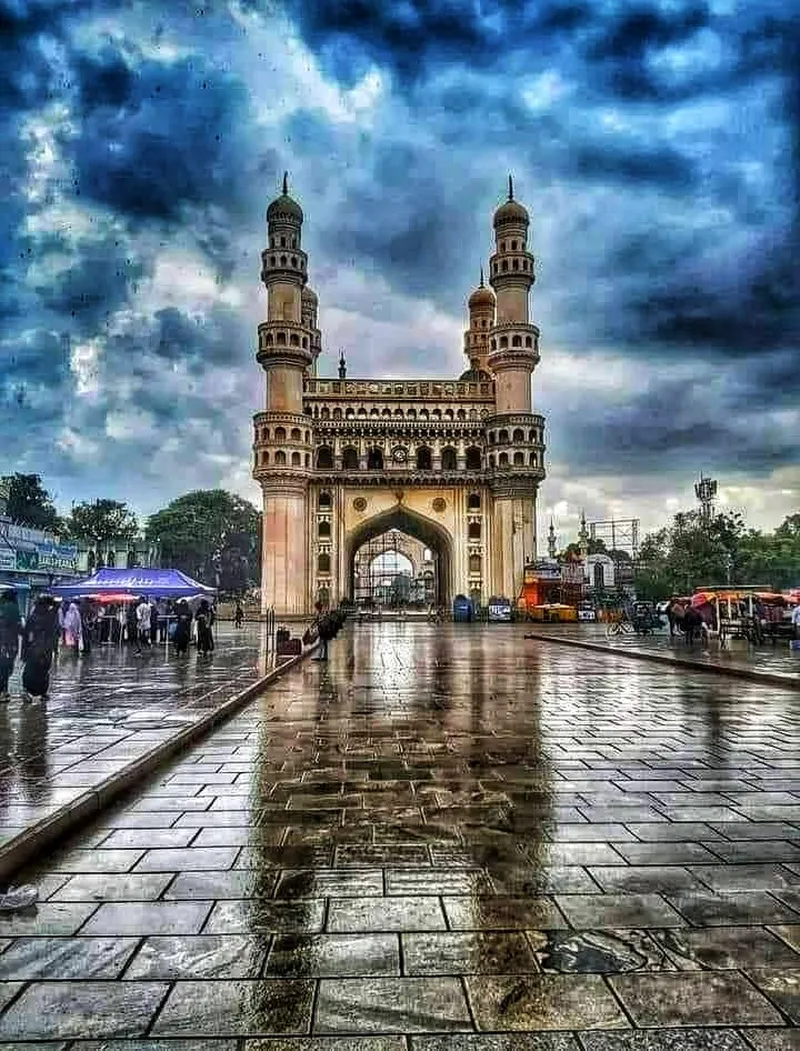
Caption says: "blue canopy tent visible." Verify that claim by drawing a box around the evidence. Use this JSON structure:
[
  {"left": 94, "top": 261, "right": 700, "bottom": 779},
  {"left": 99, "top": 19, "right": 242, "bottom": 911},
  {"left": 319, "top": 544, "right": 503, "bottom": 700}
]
[{"left": 49, "top": 568, "right": 216, "bottom": 600}]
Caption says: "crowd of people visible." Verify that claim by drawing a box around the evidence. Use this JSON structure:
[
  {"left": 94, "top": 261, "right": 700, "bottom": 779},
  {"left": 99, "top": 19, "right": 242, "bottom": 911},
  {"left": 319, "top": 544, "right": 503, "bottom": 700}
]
[{"left": 0, "top": 588, "right": 219, "bottom": 702}]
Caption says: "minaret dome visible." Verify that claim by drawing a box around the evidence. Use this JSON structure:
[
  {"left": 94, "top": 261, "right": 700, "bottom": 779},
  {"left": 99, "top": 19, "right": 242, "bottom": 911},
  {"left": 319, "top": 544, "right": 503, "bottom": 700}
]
[
  {"left": 267, "top": 171, "right": 303, "bottom": 224},
  {"left": 493, "top": 174, "right": 529, "bottom": 228}
]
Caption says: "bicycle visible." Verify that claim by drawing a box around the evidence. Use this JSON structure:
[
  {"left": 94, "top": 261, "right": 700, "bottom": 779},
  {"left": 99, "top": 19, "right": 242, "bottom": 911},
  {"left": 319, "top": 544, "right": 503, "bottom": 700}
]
[{"left": 606, "top": 615, "right": 635, "bottom": 638}]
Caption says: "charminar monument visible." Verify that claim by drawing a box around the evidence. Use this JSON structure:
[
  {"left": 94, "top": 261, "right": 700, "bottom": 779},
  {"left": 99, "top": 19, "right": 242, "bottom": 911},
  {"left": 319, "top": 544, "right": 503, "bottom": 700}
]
[{"left": 252, "top": 175, "right": 546, "bottom": 616}]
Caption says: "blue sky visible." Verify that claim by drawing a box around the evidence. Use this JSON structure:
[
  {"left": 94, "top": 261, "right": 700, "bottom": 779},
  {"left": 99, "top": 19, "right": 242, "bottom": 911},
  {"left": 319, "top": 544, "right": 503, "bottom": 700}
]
[{"left": 2, "top": 0, "right": 798, "bottom": 541}]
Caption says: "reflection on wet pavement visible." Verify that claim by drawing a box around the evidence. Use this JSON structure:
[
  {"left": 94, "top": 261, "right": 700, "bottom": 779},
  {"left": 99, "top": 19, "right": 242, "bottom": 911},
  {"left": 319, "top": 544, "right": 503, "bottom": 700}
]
[
  {"left": 533, "top": 621, "right": 800, "bottom": 680},
  {"left": 0, "top": 624, "right": 274, "bottom": 848},
  {"left": 1, "top": 621, "right": 800, "bottom": 1044}
]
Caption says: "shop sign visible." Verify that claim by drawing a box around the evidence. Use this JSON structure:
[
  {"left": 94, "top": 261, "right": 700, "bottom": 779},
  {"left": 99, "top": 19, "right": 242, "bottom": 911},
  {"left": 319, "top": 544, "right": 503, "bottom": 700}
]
[
  {"left": 15, "top": 549, "right": 39, "bottom": 571},
  {"left": 35, "top": 542, "right": 78, "bottom": 572},
  {"left": 0, "top": 549, "right": 15, "bottom": 572}
]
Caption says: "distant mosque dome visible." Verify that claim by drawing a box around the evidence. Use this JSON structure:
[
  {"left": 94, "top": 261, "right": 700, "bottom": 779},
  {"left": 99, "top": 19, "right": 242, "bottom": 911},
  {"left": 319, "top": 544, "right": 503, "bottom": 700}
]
[
  {"left": 302, "top": 286, "right": 318, "bottom": 305},
  {"left": 459, "top": 367, "right": 491, "bottom": 381}
]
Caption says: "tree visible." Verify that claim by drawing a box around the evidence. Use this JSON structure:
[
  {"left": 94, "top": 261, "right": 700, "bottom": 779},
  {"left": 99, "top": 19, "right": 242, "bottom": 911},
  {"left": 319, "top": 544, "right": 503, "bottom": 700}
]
[
  {"left": 634, "top": 507, "right": 800, "bottom": 598},
  {"left": 65, "top": 499, "right": 139, "bottom": 552},
  {"left": 145, "top": 490, "right": 261, "bottom": 592},
  {"left": 560, "top": 537, "right": 608, "bottom": 559},
  {"left": 5, "top": 474, "right": 62, "bottom": 533}
]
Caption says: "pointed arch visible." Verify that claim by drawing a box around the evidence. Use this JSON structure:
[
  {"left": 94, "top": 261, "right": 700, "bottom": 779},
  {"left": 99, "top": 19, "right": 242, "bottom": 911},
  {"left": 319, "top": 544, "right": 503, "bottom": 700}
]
[{"left": 346, "top": 504, "right": 453, "bottom": 607}]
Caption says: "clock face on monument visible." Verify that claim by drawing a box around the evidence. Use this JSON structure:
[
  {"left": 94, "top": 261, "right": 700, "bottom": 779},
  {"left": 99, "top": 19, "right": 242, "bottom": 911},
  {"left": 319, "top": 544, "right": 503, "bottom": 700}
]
[{"left": 393, "top": 447, "right": 408, "bottom": 463}]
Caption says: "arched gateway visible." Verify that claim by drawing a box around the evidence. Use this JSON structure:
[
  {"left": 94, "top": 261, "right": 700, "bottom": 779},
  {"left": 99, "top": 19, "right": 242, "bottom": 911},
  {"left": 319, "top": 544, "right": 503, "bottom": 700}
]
[{"left": 253, "top": 174, "right": 547, "bottom": 616}]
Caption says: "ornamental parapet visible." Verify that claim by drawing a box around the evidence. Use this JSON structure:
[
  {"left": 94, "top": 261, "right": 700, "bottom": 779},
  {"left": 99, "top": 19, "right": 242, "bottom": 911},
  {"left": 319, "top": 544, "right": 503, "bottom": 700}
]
[
  {"left": 257, "top": 473, "right": 310, "bottom": 494},
  {"left": 310, "top": 420, "right": 487, "bottom": 439},
  {"left": 489, "top": 474, "right": 545, "bottom": 498},
  {"left": 486, "top": 346, "right": 540, "bottom": 373},
  {"left": 260, "top": 246, "right": 308, "bottom": 286},
  {"left": 256, "top": 322, "right": 314, "bottom": 369},
  {"left": 253, "top": 411, "right": 315, "bottom": 479},
  {"left": 308, "top": 470, "right": 487, "bottom": 486},
  {"left": 304, "top": 378, "right": 495, "bottom": 402},
  {"left": 485, "top": 412, "right": 545, "bottom": 429}
]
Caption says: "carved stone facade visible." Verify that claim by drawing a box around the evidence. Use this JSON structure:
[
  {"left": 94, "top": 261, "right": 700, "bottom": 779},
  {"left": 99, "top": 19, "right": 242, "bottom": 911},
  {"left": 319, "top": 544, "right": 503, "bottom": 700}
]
[{"left": 253, "top": 176, "right": 547, "bottom": 615}]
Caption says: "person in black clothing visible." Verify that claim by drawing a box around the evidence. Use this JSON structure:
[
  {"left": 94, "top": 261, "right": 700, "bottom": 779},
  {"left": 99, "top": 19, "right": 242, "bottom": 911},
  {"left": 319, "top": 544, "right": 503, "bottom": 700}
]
[
  {"left": 21, "top": 595, "right": 58, "bottom": 700},
  {"left": 0, "top": 590, "right": 22, "bottom": 700},
  {"left": 173, "top": 600, "right": 192, "bottom": 656},
  {"left": 125, "top": 601, "right": 138, "bottom": 649},
  {"left": 234, "top": 601, "right": 244, "bottom": 628},
  {"left": 196, "top": 599, "right": 214, "bottom": 655}
]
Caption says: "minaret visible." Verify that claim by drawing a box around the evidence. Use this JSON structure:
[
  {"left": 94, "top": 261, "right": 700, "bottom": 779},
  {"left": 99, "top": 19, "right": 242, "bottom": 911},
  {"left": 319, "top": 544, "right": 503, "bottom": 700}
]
[
  {"left": 578, "top": 511, "right": 589, "bottom": 559},
  {"left": 485, "top": 177, "right": 546, "bottom": 602},
  {"left": 301, "top": 286, "right": 322, "bottom": 376},
  {"left": 252, "top": 173, "right": 314, "bottom": 615},
  {"left": 548, "top": 520, "right": 557, "bottom": 559},
  {"left": 486, "top": 174, "right": 540, "bottom": 411},
  {"left": 461, "top": 267, "right": 495, "bottom": 378}
]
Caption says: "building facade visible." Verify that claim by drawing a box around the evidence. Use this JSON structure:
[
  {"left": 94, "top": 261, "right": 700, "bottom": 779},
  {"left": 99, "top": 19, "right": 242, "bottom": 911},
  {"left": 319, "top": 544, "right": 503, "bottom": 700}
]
[{"left": 252, "top": 176, "right": 547, "bottom": 616}]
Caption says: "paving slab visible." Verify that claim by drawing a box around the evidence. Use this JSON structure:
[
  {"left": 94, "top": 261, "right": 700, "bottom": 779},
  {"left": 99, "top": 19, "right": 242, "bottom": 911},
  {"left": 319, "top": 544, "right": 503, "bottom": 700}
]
[
  {"left": 0, "top": 622, "right": 799, "bottom": 1042},
  {"left": 0, "top": 624, "right": 303, "bottom": 878},
  {"left": 525, "top": 623, "right": 800, "bottom": 689}
]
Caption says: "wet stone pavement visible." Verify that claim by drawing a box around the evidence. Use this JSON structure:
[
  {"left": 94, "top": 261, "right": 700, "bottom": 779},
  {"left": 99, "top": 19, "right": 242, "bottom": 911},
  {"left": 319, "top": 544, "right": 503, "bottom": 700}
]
[
  {"left": 0, "top": 624, "right": 273, "bottom": 849},
  {"left": 1, "top": 621, "right": 800, "bottom": 1047},
  {"left": 533, "top": 623, "right": 800, "bottom": 682}
]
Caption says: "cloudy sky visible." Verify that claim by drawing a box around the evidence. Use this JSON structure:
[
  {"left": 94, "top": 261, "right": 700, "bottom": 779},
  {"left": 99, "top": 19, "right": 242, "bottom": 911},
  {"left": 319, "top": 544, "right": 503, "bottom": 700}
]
[{"left": 2, "top": 0, "right": 798, "bottom": 544}]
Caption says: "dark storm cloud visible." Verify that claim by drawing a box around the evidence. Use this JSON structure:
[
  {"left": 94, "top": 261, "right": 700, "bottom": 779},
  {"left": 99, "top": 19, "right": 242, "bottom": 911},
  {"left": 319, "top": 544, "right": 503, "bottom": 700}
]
[
  {"left": 583, "top": 2, "right": 711, "bottom": 101},
  {"left": 37, "top": 235, "right": 148, "bottom": 332},
  {"left": 114, "top": 305, "right": 248, "bottom": 371},
  {"left": 71, "top": 45, "right": 251, "bottom": 223},
  {"left": 553, "top": 359, "right": 799, "bottom": 477},
  {"left": 1, "top": 0, "right": 796, "bottom": 515}
]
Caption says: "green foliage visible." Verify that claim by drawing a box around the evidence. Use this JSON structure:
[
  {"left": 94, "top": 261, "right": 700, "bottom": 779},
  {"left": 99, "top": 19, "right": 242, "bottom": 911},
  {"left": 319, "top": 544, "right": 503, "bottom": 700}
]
[
  {"left": 636, "top": 509, "right": 800, "bottom": 599},
  {"left": 65, "top": 499, "right": 139, "bottom": 548},
  {"left": 6, "top": 474, "right": 62, "bottom": 533},
  {"left": 145, "top": 489, "right": 260, "bottom": 592},
  {"left": 560, "top": 538, "right": 608, "bottom": 559}
]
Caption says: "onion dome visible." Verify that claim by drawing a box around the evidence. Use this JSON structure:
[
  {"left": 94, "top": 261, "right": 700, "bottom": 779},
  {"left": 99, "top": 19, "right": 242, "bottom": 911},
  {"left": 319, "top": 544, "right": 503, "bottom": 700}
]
[
  {"left": 468, "top": 267, "right": 495, "bottom": 310},
  {"left": 459, "top": 367, "right": 492, "bottom": 381},
  {"left": 493, "top": 174, "right": 528, "bottom": 227},
  {"left": 302, "top": 286, "right": 318, "bottom": 306},
  {"left": 267, "top": 172, "right": 303, "bottom": 223}
]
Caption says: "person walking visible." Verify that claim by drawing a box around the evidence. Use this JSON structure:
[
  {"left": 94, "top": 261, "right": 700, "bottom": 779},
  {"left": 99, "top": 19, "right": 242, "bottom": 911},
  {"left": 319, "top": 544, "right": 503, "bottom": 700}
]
[
  {"left": 21, "top": 595, "right": 58, "bottom": 700},
  {"left": 0, "top": 590, "right": 22, "bottom": 701},
  {"left": 149, "top": 598, "right": 159, "bottom": 646},
  {"left": 234, "top": 600, "right": 244, "bottom": 629},
  {"left": 135, "top": 596, "right": 151, "bottom": 655},
  {"left": 173, "top": 599, "right": 192, "bottom": 656},
  {"left": 792, "top": 603, "right": 800, "bottom": 643},
  {"left": 63, "top": 601, "right": 83, "bottom": 654},
  {"left": 196, "top": 599, "right": 214, "bottom": 655},
  {"left": 314, "top": 613, "right": 332, "bottom": 661},
  {"left": 156, "top": 598, "right": 169, "bottom": 643},
  {"left": 57, "top": 599, "right": 66, "bottom": 649}
]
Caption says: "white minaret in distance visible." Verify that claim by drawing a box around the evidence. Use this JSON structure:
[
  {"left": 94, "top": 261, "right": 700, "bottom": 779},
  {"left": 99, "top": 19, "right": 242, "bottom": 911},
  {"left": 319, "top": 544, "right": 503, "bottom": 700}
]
[
  {"left": 252, "top": 174, "right": 315, "bottom": 615},
  {"left": 485, "top": 176, "right": 545, "bottom": 601}
]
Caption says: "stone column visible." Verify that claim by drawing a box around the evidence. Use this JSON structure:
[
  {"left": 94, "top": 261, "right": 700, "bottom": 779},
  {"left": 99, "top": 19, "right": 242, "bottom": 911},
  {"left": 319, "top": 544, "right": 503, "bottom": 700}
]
[{"left": 261, "top": 480, "right": 309, "bottom": 616}]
